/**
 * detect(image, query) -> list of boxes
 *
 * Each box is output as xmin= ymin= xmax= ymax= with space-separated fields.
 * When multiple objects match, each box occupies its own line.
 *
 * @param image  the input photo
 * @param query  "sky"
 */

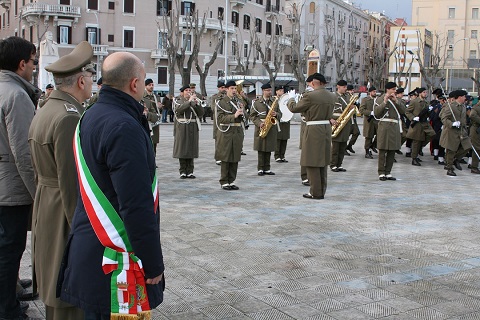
xmin=351 ymin=0 xmax=412 ymax=23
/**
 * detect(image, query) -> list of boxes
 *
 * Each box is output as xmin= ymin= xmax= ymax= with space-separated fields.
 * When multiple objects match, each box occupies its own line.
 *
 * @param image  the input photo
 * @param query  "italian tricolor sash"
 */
xmin=73 ymin=121 xmax=159 ymax=320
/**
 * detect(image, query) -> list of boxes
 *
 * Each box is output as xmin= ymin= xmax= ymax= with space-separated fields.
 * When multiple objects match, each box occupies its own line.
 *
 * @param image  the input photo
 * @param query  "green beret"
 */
xmin=45 ymin=41 xmax=95 ymax=76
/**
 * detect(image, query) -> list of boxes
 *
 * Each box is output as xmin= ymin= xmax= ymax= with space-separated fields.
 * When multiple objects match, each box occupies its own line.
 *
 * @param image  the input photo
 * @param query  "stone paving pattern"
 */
xmin=21 ymin=119 xmax=480 ymax=319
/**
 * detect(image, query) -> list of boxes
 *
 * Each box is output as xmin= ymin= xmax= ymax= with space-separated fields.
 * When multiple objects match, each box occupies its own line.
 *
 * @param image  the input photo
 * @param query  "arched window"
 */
xmin=309 ymin=2 xmax=315 ymax=13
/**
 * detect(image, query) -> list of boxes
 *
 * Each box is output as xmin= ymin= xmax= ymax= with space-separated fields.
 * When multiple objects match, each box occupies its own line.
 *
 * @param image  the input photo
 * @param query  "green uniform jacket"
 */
xmin=469 ymin=105 xmax=480 ymax=151
xmin=215 ymin=95 xmax=244 ymax=162
xmin=374 ymin=94 xmax=406 ymax=150
xmin=405 ymin=97 xmax=435 ymax=141
xmin=332 ymin=92 xmax=352 ymax=142
xmin=439 ymin=101 xmax=472 ymax=151
xmin=359 ymin=95 xmax=378 ymax=138
xmin=173 ymin=95 xmax=204 ymax=158
xmin=28 ymin=90 xmax=85 ymax=308
xmin=250 ymin=96 xmax=281 ymax=152
xmin=277 ymin=121 xmax=290 ymax=140
xmin=287 ymin=88 xmax=335 ymax=167
xmin=143 ymin=91 xmax=161 ymax=144
xmin=211 ymin=92 xmax=225 ymax=140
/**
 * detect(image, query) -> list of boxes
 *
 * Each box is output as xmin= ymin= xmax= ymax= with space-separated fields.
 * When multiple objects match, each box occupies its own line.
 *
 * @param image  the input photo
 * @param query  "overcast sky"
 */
xmin=352 ymin=0 xmax=412 ymax=23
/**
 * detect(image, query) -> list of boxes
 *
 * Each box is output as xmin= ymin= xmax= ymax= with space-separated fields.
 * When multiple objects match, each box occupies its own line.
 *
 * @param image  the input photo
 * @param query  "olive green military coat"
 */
xmin=143 ymin=91 xmax=161 ymax=144
xmin=374 ymin=94 xmax=406 ymax=150
xmin=173 ymin=95 xmax=204 ymax=158
xmin=210 ymin=92 xmax=224 ymax=140
xmin=359 ymin=95 xmax=378 ymax=138
xmin=469 ymin=105 xmax=480 ymax=150
xmin=440 ymin=101 xmax=472 ymax=151
xmin=287 ymin=88 xmax=335 ymax=167
xmin=405 ymin=97 xmax=435 ymax=141
xmin=250 ymin=96 xmax=281 ymax=152
xmin=332 ymin=92 xmax=352 ymax=142
xmin=277 ymin=121 xmax=290 ymax=140
xmin=215 ymin=95 xmax=244 ymax=162
xmin=28 ymin=90 xmax=85 ymax=309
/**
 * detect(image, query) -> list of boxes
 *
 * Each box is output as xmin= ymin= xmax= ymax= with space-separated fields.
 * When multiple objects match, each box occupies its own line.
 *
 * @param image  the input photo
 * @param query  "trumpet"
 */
xmin=188 ymin=93 xmax=207 ymax=107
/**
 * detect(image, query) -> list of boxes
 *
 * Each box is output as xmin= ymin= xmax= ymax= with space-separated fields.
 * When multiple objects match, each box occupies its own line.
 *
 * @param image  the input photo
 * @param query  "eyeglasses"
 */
xmin=30 ymin=58 xmax=39 ymax=66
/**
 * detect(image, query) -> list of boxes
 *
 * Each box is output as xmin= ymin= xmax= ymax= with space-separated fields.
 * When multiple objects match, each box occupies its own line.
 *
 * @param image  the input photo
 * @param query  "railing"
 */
xmin=325 ymin=14 xmax=333 ymax=21
xmin=179 ymin=16 xmax=235 ymax=33
xmin=151 ymin=48 xmax=168 ymax=59
xmin=265 ymin=4 xmax=279 ymax=13
xmin=22 ymin=3 xmax=81 ymax=17
xmin=92 ymin=45 xmax=109 ymax=56
xmin=278 ymin=35 xmax=291 ymax=46
xmin=230 ymin=0 xmax=247 ymax=6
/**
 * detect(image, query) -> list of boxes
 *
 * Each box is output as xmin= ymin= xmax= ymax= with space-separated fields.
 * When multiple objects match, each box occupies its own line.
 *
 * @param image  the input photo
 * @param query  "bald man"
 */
xmin=58 ymin=52 xmax=165 ymax=319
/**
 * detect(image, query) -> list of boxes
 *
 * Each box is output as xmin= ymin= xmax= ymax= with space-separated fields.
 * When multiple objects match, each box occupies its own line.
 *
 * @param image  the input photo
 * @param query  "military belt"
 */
xmin=306 ymin=120 xmax=330 ymax=126
xmin=176 ymin=118 xmax=195 ymax=122
xmin=333 ymin=113 xmax=342 ymax=117
xmin=221 ymin=123 xmax=242 ymax=126
xmin=380 ymin=118 xmax=398 ymax=123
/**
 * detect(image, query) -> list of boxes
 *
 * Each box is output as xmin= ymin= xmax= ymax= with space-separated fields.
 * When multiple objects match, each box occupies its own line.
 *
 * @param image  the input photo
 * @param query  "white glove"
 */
xmin=428 ymin=106 xmax=433 ymax=111
xmin=452 ymin=121 xmax=461 ymax=128
xmin=287 ymin=90 xmax=296 ymax=100
xmin=370 ymin=111 xmax=374 ymax=116
xmin=413 ymin=116 xmax=420 ymax=121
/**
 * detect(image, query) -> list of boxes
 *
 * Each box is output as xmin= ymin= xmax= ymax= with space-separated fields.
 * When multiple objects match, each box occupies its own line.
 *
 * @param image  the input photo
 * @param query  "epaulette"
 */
xmin=64 ymin=103 xmax=79 ymax=114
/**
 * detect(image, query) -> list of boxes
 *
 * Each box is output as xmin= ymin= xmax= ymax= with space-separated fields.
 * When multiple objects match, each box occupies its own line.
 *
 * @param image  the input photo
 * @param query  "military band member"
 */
xmin=144 ymin=78 xmax=161 ymax=155
xmin=469 ymin=98 xmax=480 ymax=174
xmin=345 ymin=84 xmax=360 ymax=155
xmin=405 ymin=87 xmax=435 ymax=166
xmin=440 ymin=90 xmax=472 ymax=176
xmin=87 ymin=77 xmax=102 ymax=107
xmin=190 ymin=83 xmax=208 ymax=123
xmin=211 ymin=81 xmax=226 ymax=165
xmin=395 ymin=87 xmax=408 ymax=154
xmin=430 ymin=91 xmax=446 ymax=165
xmin=404 ymin=88 xmax=419 ymax=157
xmin=250 ymin=83 xmax=281 ymax=176
xmin=300 ymin=75 xmax=315 ymax=186
xmin=287 ymin=73 xmax=335 ymax=199
xmin=173 ymin=85 xmax=204 ymax=179
xmin=274 ymin=85 xmax=290 ymax=163
xmin=373 ymin=82 xmax=406 ymax=181
xmin=330 ymin=80 xmax=351 ymax=171
xmin=37 ymin=83 xmax=54 ymax=108
xmin=29 ymin=41 xmax=95 ymax=320
xmin=215 ymin=81 xmax=245 ymax=190
xmin=359 ymin=86 xmax=379 ymax=159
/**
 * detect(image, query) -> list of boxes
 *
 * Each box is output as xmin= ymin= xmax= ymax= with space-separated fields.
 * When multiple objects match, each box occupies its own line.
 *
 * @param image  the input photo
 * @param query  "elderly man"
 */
xmin=29 ymin=41 xmax=95 ymax=320
xmin=0 ymin=36 xmax=40 ymax=320
xmin=58 ymin=52 xmax=165 ymax=319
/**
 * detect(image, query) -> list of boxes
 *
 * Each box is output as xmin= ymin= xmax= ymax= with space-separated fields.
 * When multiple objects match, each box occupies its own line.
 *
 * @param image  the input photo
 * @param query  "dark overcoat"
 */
xmin=173 ymin=95 xmax=204 ymax=158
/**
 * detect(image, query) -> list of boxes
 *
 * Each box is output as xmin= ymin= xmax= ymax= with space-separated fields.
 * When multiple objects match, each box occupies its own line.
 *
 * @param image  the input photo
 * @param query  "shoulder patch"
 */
xmin=64 ymin=103 xmax=79 ymax=114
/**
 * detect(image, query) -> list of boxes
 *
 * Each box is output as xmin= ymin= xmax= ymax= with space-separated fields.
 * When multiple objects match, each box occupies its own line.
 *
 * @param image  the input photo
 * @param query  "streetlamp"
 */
xmin=224 ymin=0 xmax=228 ymax=82
xmin=449 ymin=38 xmax=468 ymax=91
xmin=86 ymin=9 xmax=100 ymax=79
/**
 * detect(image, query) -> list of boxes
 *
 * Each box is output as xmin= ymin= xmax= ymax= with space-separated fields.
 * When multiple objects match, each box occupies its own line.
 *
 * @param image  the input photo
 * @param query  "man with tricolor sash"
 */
xmin=58 ymin=52 xmax=165 ymax=320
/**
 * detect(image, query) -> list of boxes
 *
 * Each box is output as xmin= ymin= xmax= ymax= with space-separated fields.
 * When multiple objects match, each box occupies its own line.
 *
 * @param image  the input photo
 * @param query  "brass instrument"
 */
xmin=259 ymin=96 xmax=279 ymax=138
xmin=235 ymin=80 xmax=249 ymax=129
xmin=331 ymin=94 xmax=360 ymax=138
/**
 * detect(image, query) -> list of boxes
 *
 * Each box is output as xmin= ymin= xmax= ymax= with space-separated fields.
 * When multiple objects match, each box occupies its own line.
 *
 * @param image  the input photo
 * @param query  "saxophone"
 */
xmin=331 ymin=94 xmax=360 ymax=138
xmin=259 ymin=96 xmax=279 ymax=138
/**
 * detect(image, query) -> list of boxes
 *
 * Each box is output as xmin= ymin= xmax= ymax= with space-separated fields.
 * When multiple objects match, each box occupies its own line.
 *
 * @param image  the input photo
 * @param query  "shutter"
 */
xmin=85 ymin=27 xmax=89 ymax=41
xmin=98 ymin=28 xmax=101 ymax=44
xmin=181 ymin=2 xmax=184 ymax=15
xmin=68 ymin=26 xmax=72 ymax=44
xmin=57 ymin=26 xmax=61 ymax=43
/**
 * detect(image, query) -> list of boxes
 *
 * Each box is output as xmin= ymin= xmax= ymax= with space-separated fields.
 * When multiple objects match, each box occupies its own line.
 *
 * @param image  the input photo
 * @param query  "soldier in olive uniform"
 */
xmin=395 ymin=87 xmax=409 ymax=153
xmin=299 ymin=75 xmax=315 ymax=186
xmin=250 ymin=83 xmax=281 ymax=175
xmin=215 ymin=81 xmax=245 ymax=190
xmin=274 ymin=86 xmax=290 ymax=162
xmin=287 ymin=73 xmax=335 ymax=199
xmin=144 ymin=78 xmax=161 ymax=155
xmin=37 ymin=83 xmax=54 ymax=108
xmin=469 ymin=99 xmax=480 ymax=174
xmin=360 ymin=86 xmax=379 ymax=159
xmin=373 ymin=82 xmax=406 ymax=181
xmin=87 ymin=77 xmax=102 ymax=107
xmin=406 ymin=87 xmax=436 ymax=166
xmin=345 ymin=84 xmax=360 ymax=155
xmin=440 ymin=90 xmax=472 ymax=176
xmin=28 ymin=41 xmax=95 ymax=320
xmin=173 ymin=85 xmax=204 ymax=178
xmin=330 ymin=80 xmax=351 ymax=171
xmin=211 ymin=81 xmax=226 ymax=165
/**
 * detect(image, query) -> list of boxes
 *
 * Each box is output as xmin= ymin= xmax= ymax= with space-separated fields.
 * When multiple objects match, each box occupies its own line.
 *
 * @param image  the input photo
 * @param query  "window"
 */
xmin=232 ymin=12 xmax=239 ymax=27
xmin=473 ymin=8 xmax=479 ymax=19
xmin=60 ymin=0 xmax=70 ymax=4
xmin=309 ymin=2 xmax=315 ymax=13
xmin=108 ymin=34 xmax=114 ymax=42
xmin=219 ymin=39 xmax=223 ymax=55
xmin=182 ymin=33 xmax=192 ymax=51
xmin=58 ymin=25 xmax=71 ymax=44
xmin=266 ymin=21 xmax=271 ymax=35
xmin=266 ymin=48 xmax=271 ymax=61
xmin=446 ymin=49 xmax=453 ymax=60
xmin=87 ymin=0 xmax=98 ymax=10
xmin=86 ymin=27 xmax=99 ymax=45
xmin=217 ymin=69 xmax=224 ymax=78
xmin=181 ymin=2 xmax=195 ymax=15
xmin=157 ymin=67 xmax=167 ymax=84
xmin=448 ymin=8 xmax=455 ymax=19
xmin=243 ymin=15 xmax=250 ymax=30
xmin=157 ymin=0 xmax=171 ymax=16
xmin=256 ymin=0 xmax=263 ymax=4
xmin=108 ymin=1 xmax=115 ymax=10
xmin=472 ymin=30 xmax=478 ymax=39
xmin=275 ymin=24 xmax=282 ymax=35
xmin=123 ymin=29 xmax=134 ymax=47
xmin=470 ymin=50 xmax=477 ymax=59
xmin=243 ymin=43 xmax=248 ymax=57
xmin=158 ymin=31 xmax=167 ymax=49
xmin=218 ymin=7 xmax=224 ymax=20
xmin=232 ymin=40 xmax=237 ymax=55
xmin=447 ymin=30 xmax=454 ymax=44
xmin=255 ymin=18 xmax=262 ymax=33
xmin=124 ymin=0 xmax=134 ymax=13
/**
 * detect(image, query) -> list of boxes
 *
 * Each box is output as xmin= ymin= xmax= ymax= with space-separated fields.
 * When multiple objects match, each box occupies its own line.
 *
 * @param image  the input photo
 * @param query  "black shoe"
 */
xmin=438 ymin=161 xmax=445 ymax=165
xmin=454 ymin=160 xmax=462 ymax=171
xmin=337 ymin=167 xmax=347 ymax=172
xmin=405 ymin=152 xmax=411 ymax=158
xmin=258 ymin=170 xmax=264 ymax=176
xmin=275 ymin=158 xmax=282 ymax=162
xmin=345 ymin=150 xmax=351 ymax=156
xmin=331 ymin=167 xmax=340 ymax=172
xmin=241 ymin=151 xmax=247 ymax=155
xmin=395 ymin=150 xmax=403 ymax=155
xmin=412 ymin=159 xmax=421 ymax=166
xmin=282 ymin=158 xmax=288 ymax=163
xmin=433 ymin=156 xmax=438 ymax=160
xmin=229 ymin=184 xmax=239 ymax=190
xmin=447 ymin=169 xmax=457 ymax=176
xmin=365 ymin=152 xmax=373 ymax=159
xmin=415 ymin=157 xmax=422 ymax=162
xmin=379 ymin=175 xmax=387 ymax=181
xmin=468 ymin=164 xmax=472 ymax=169
xmin=459 ymin=158 xmax=467 ymax=164
xmin=187 ymin=174 xmax=196 ymax=179
xmin=16 ymin=288 xmax=38 ymax=301
xmin=347 ymin=145 xmax=355 ymax=153
xmin=19 ymin=279 xmax=32 ymax=289
xmin=264 ymin=170 xmax=275 ymax=175
xmin=221 ymin=185 xmax=232 ymax=190
xmin=386 ymin=175 xmax=396 ymax=180
xmin=302 ymin=180 xmax=310 ymax=186
xmin=180 ymin=174 xmax=187 ymax=179
xmin=371 ymin=147 xmax=378 ymax=153
xmin=303 ymin=193 xmax=324 ymax=199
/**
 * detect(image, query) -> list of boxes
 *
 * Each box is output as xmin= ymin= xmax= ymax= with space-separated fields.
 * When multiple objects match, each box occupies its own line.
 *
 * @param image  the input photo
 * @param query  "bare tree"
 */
xmin=415 ymin=30 xmax=449 ymax=91
xmin=285 ymin=1 xmax=308 ymax=92
xmin=231 ymin=26 xmax=255 ymax=75
xmin=175 ymin=10 xmax=200 ymax=87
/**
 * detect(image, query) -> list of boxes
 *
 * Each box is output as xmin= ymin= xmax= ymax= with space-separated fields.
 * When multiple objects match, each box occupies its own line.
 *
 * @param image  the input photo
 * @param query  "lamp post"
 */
xmin=86 ymin=9 xmax=100 ymax=79
xmin=449 ymin=38 xmax=468 ymax=91
xmin=224 ymin=0 xmax=228 ymax=82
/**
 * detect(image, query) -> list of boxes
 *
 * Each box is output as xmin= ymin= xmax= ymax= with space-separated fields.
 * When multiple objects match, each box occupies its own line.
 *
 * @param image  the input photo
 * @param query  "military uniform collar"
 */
xmin=48 ymin=89 xmax=83 ymax=107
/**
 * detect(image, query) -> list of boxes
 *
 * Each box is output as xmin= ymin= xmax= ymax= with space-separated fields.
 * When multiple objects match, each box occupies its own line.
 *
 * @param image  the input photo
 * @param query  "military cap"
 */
xmin=217 ymin=81 xmax=225 ymax=88
xmin=408 ymin=88 xmax=419 ymax=96
xmin=385 ymin=82 xmax=397 ymax=90
xmin=97 ymin=77 xmax=102 ymax=85
xmin=261 ymin=83 xmax=271 ymax=90
xmin=336 ymin=80 xmax=347 ymax=86
xmin=438 ymin=95 xmax=446 ymax=101
xmin=432 ymin=88 xmax=443 ymax=96
xmin=416 ymin=87 xmax=426 ymax=94
xmin=448 ymin=90 xmax=456 ymax=98
xmin=189 ymin=83 xmax=196 ymax=88
xmin=179 ymin=85 xmax=189 ymax=92
xmin=45 ymin=84 xmax=54 ymax=89
xmin=347 ymin=84 xmax=354 ymax=90
xmin=312 ymin=73 xmax=327 ymax=83
xmin=225 ymin=80 xmax=236 ymax=88
xmin=275 ymin=86 xmax=284 ymax=91
xmin=306 ymin=74 xmax=314 ymax=83
xmin=466 ymin=95 xmax=473 ymax=101
xmin=395 ymin=87 xmax=404 ymax=94
xmin=145 ymin=78 xmax=154 ymax=85
xmin=368 ymin=86 xmax=377 ymax=92
xmin=453 ymin=90 xmax=468 ymax=98
xmin=45 ymin=41 xmax=95 ymax=76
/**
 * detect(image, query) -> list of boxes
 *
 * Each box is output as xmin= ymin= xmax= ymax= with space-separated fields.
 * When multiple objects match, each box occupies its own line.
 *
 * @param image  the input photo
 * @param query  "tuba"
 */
xmin=259 ymin=96 xmax=279 ymax=138
xmin=331 ymin=94 xmax=360 ymax=138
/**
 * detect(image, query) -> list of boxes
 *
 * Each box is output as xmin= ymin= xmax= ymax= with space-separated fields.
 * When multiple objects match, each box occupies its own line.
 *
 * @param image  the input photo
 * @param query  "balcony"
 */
xmin=179 ymin=16 xmax=235 ymax=33
xmin=354 ymin=62 xmax=360 ymax=69
xmin=92 ymin=45 xmax=109 ymax=56
xmin=22 ymin=3 xmax=81 ymax=19
xmin=363 ymin=31 xmax=368 ymax=37
xmin=355 ymin=45 xmax=361 ymax=51
xmin=228 ymin=55 xmax=238 ymax=66
xmin=325 ymin=14 xmax=333 ymax=22
xmin=265 ymin=4 xmax=279 ymax=18
xmin=338 ymin=19 xmax=345 ymax=26
xmin=151 ymin=48 xmax=168 ymax=59
xmin=278 ymin=35 xmax=291 ymax=46
xmin=230 ymin=0 xmax=247 ymax=7
xmin=286 ymin=12 xmax=296 ymax=20
xmin=0 ymin=0 xmax=11 ymax=10
xmin=348 ymin=25 xmax=355 ymax=31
